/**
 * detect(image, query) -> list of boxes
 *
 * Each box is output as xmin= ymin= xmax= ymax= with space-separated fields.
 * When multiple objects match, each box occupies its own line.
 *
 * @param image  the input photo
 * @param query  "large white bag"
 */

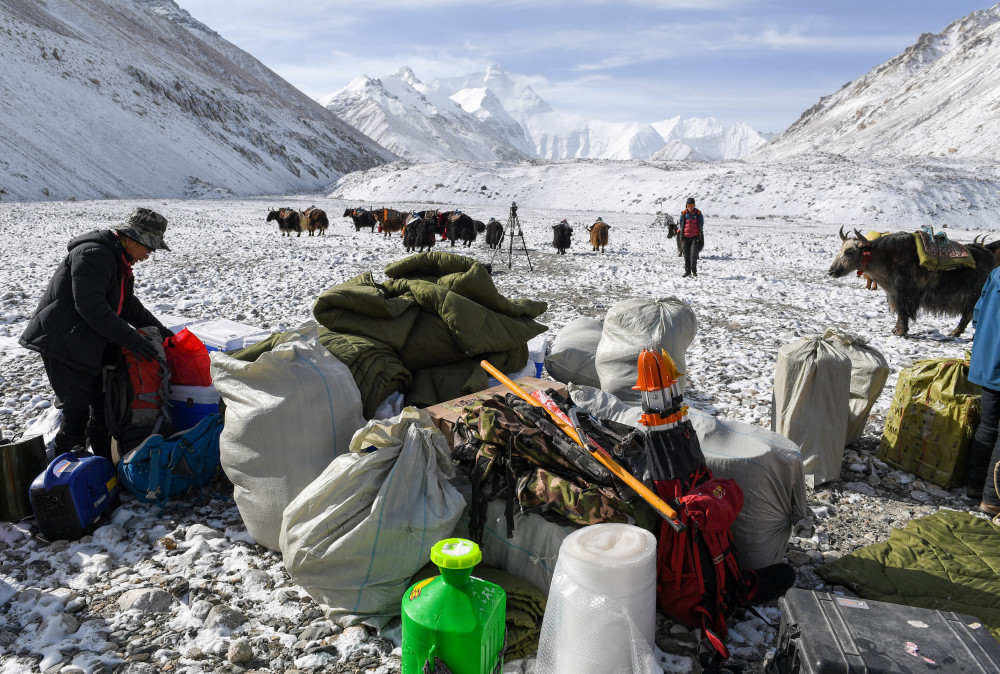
xmin=822 ymin=328 xmax=890 ymax=446
xmin=595 ymin=297 xmax=697 ymax=403
xmin=567 ymin=384 xmax=809 ymax=571
xmin=211 ymin=324 xmax=365 ymax=550
xmin=280 ymin=408 xmax=464 ymax=628
xmin=771 ymin=337 xmax=852 ymax=486
xmin=544 ymin=317 xmax=604 ymax=388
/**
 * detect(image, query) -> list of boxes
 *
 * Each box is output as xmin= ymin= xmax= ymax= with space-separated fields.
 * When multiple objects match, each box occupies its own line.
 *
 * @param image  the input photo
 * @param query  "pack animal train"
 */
xmin=828 ymin=227 xmax=996 ymax=337
xmin=300 ymin=207 xmax=328 ymax=236
xmin=343 ymin=208 xmax=377 ymax=233
xmin=266 ymin=208 xmax=306 ymax=238
xmin=587 ymin=220 xmax=610 ymax=253
xmin=552 ymin=220 xmax=573 ymax=255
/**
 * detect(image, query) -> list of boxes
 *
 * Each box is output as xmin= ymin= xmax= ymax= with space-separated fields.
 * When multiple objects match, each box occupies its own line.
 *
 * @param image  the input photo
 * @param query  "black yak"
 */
xmin=343 ymin=207 xmax=377 ymax=233
xmin=552 ymin=220 xmax=573 ymax=255
xmin=828 ymin=227 xmax=996 ymax=337
xmin=267 ymin=208 xmax=304 ymax=237
xmin=485 ymin=219 xmax=505 ymax=249
xmin=446 ymin=212 xmax=478 ymax=247
xmin=403 ymin=217 xmax=436 ymax=252
xmin=587 ymin=219 xmax=610 ymax=252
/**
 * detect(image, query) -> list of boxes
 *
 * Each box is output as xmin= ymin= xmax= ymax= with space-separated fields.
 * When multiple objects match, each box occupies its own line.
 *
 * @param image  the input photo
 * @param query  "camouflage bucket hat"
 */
xmin=120 ymin=207 xmax=170 ymax=251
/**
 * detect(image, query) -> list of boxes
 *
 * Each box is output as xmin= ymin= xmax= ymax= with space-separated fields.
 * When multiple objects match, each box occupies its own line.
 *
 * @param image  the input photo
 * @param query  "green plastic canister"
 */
xmin=401 ymin=538 xmax=506 ymax=674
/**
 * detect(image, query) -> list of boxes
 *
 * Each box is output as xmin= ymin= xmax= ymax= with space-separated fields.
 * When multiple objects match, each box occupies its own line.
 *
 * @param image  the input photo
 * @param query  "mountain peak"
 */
xmin=392 ymin=66 xmax=421 ymax=86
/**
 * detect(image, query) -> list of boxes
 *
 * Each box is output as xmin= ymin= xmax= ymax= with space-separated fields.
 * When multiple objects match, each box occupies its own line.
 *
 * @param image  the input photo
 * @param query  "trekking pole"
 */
xmin=480 ymin=360 xmax=685 ymax=531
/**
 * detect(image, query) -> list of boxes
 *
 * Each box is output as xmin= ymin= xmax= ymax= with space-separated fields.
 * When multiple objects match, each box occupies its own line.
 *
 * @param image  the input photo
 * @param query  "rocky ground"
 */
xmin=0 ymin=197 xmax=988 ymax=673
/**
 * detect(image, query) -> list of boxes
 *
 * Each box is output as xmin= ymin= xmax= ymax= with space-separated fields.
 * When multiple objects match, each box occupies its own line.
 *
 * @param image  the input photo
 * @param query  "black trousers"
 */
xmin=42 ymin=356 xmax=111 ymax=461
xmin=967 ymin=386 xmax=1000 ymax=507
xmin=682 ymin=236 xmax=700 ymax=275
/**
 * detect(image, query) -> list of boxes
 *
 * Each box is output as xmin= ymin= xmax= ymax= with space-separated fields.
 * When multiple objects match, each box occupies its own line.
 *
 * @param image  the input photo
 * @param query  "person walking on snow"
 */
xmin=19 ymin=208 xmax=174 ymax=461
xmin=679 ymin=197 xmax=704 ymax=277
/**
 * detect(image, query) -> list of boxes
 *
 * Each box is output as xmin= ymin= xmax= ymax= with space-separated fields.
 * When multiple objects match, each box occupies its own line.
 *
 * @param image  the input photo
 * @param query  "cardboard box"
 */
xmin=426 ymin=377 xmax=568 ymax=448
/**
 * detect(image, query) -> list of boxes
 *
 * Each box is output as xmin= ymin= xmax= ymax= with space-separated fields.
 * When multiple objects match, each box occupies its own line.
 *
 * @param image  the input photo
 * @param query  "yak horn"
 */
xmin=838 ymin=225 xmax=847 ymax=241
xmin=853 ymin=228 xmax=869 ymax=244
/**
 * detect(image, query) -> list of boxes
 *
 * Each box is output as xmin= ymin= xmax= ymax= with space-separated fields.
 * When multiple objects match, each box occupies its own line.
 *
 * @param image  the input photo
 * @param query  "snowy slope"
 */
xmin=0 ymin=0 xmax=394 ymax=201
xmin=324 ymin=64 xmax=771 ymax=163
xmin=757 ymin=4 xmax=1000 ymax=160
xmin=320 ymin=68 xmax=532 ymax=163
xmin=330 ymin=157 xmax=1000 ymax=230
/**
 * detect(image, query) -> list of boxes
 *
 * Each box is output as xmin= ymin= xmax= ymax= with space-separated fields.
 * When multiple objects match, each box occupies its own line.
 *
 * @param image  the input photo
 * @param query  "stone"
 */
xmin=298 ymin=623 xmax=334 ymax=642
xmin=206 ymin=604 xmax=246 ymax=632
xmin=228 ymin=638 xmax=253 ymax=664
xmin=190 ymin=599 xmax=215 ymax=621
xmin=117 ymin=588 xmax=174 ymax=613
xmin=185 ymin=524 xmax=224 ymax=541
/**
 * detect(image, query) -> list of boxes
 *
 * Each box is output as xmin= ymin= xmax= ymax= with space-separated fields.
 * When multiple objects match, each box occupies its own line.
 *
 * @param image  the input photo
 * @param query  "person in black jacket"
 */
xmin=20 ymin=208 xmax=173 ymax=460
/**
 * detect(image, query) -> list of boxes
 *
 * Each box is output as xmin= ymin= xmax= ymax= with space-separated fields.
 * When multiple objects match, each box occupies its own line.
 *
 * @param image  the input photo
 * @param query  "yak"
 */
xmin=301 ymin=206 xmax=328 ymax=236
xmin=485 ymin=220 xmax=505 ymax=249
xmin=343 ymin=207 xmax=377 ymax=233
xmin=828 ymin=227 xmax=996 ymax=337
xmin=446 ymin=212 xmax=479 ymax=247
xmin=403 ymin=217 xmax=436 ymax=252
xmin=552 ymin=221 xmax=573 ymax=255
xmin=373 ymin=207 xmax=406 ymax=237
xmin=587 ymin=220 xmax=610 ymax=253
xmin=267 ymin=208 xmax=304 ymax=237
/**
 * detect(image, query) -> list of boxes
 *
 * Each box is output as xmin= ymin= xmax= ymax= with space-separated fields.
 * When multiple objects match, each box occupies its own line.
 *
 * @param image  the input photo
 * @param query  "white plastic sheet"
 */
xmin=280 ymin=408 xmax=464 ymax=628
xmin=536 ymin=524 xmax=658 ymax=674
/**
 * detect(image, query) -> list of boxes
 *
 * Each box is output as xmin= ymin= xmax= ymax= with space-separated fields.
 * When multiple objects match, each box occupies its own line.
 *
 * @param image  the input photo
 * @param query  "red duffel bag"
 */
xmin=163 ymin=327 xmax=212 ymax=386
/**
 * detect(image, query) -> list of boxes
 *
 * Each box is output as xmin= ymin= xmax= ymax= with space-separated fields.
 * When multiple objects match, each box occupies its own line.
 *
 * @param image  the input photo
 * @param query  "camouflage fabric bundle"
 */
xmin=453 ymin=393 xmax=647 ymax=543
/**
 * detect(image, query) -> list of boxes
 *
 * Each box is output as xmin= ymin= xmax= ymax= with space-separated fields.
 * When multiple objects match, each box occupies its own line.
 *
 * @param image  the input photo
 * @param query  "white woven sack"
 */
xmin=772 ymin=337 xmax=852 ymax=486
xmin=544 ymin=317 xmax=604 ymax=388
xmin=822 ymin=328 xmax=890 ymax=446
xmin=211 ymin=324 xmax=365 ymax=550
xmin=595 ymin=297 xmax=697 ymax=404
xmin=567 ymin=384 xmax=809 ymax=571
xmin=280 ymin=408 xmax=464 ymax=628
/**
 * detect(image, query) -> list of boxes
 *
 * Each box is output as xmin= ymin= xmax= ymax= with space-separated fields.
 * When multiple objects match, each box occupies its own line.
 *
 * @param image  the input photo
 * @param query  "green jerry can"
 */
xmin=401 ymin=538 xmax=506 ymax=674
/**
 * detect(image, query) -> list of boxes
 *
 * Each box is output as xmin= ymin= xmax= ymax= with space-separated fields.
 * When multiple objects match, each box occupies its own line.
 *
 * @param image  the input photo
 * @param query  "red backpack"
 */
xmin=104 ymin=327 xmax=173 ymax=455
xmin=647 ymin=422 xmax=751 ymax=673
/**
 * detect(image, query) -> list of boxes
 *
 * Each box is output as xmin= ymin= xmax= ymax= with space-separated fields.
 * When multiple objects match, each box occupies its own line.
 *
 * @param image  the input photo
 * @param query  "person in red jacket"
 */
xmin=20 ymin=208 xmax=173 ymax=460
xmin=678 ymin=197 xmax=704 ymax=277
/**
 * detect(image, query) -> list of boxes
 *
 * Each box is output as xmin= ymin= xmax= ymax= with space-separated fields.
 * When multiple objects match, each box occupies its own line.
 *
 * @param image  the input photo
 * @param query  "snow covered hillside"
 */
xmin=330 ymin=157 xmax=1000 ymax=230
xmin=323 ymin=64 xmax=771 ymax=163
xmin=0 ymin=0 xmax=394 ymax=202
xmin=756 ymin=4 xmax=1000 ymax=160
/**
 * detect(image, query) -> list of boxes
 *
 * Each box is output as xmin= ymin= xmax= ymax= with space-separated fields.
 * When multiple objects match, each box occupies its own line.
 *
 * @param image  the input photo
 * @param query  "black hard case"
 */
xmin=767 ymin=589 xmax=1000 ymax=673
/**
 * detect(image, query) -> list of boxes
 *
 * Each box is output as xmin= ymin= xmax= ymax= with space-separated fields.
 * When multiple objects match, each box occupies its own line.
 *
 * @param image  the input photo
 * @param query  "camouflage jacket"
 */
xmin=453 ymin=393 xmax=652 ymax=542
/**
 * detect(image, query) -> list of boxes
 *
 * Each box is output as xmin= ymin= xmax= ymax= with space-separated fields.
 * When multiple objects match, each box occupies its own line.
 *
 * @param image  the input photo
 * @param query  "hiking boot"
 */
xmin=682 ymin=272 xmax=691 ymax=278
xmin=979 ymin=502 xmax=1000 ymax=517
xmin=967 ymin=484 xmax=984 ymax=501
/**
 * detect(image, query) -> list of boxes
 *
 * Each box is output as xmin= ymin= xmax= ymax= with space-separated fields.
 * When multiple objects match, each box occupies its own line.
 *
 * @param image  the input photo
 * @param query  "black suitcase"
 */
xmin=766 ymin=589 xmax=1000 ymax=673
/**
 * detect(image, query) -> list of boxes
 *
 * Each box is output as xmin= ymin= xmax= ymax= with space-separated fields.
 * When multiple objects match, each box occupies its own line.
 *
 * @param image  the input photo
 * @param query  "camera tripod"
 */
xmin=490 ymin=201 xmax=532 ymax=271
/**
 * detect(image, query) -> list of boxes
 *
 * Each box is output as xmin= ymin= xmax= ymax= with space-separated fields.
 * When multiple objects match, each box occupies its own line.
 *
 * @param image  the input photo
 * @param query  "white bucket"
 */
xmin=535 ymin=523 xmax=658 ymax=674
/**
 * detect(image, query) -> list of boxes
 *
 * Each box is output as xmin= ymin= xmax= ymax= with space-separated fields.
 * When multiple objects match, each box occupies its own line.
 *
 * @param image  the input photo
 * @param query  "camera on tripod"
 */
xmin=510 ymin=201 xmax=518 ymax=218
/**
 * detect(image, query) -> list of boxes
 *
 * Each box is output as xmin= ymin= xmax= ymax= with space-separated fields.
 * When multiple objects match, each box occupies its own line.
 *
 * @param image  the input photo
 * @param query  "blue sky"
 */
xmin=173 ymin=1 xmax=993 ymax=133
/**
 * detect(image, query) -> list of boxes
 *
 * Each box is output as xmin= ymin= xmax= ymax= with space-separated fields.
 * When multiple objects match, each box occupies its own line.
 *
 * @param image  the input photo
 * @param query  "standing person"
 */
xmin=678 ymin=197 xmax=704 ymax=277
xmin=19 ymin=208 xmax=173 ymax=461
xmin=965 ymin=265 xmax=1000 ymax=517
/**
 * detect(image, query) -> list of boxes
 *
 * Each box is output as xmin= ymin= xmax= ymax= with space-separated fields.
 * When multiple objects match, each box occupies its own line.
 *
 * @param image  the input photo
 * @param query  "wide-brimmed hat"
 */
xmin=119 ymin=208 xmax=170 ymax=251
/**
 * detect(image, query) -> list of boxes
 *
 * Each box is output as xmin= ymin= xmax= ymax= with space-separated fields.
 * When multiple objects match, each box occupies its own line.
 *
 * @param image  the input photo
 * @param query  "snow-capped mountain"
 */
xmin=0 ymin=0 xmax=394 ymax=201
xmin=756 ymin=4 xmax=1000 ymax=160
xmin=320 ymin=68 xmax=533 ymax=163
xmin=323 ymin=64 xmax=771 ymax=163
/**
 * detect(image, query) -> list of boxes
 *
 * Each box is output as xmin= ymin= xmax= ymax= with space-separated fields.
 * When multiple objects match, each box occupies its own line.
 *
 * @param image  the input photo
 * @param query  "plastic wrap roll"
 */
xmin=536 ymin=524 xmax=658 ymax=674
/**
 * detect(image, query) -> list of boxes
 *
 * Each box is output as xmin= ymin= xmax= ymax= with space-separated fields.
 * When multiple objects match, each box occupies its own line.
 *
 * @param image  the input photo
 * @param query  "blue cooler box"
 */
xmin=169 ymin=384 xmax=220 ymax=431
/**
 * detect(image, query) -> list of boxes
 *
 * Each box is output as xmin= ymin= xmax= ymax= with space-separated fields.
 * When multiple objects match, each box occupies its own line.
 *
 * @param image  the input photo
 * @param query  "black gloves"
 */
xmin=126 ymin=332 xmax=160 ymax=362
xmin=160 ymin=327 xmax=175 ymax=339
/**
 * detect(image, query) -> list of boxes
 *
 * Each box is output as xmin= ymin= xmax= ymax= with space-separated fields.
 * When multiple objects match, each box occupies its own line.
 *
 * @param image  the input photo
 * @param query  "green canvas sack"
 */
xmin=878 ymin=355 xmax=981 ymax=488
